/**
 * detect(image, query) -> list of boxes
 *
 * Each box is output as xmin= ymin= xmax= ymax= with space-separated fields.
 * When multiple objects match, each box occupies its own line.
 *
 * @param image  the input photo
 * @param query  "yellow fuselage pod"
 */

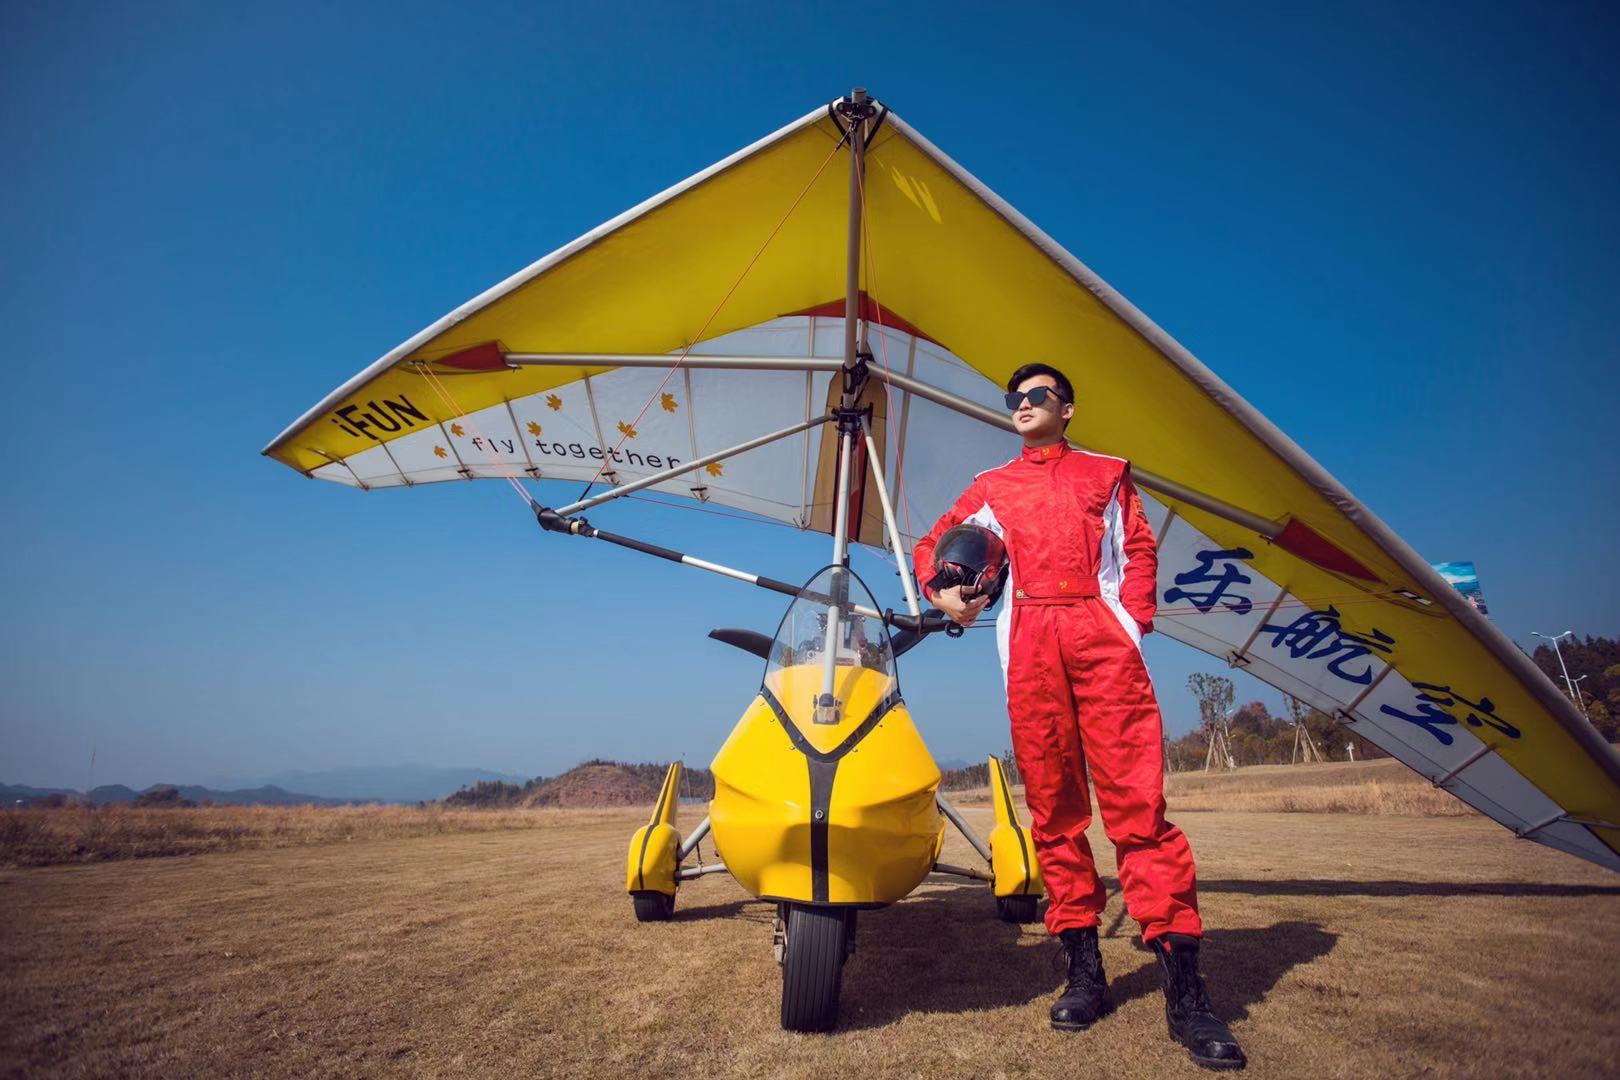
xmin=710 ymin=664 xmax=944 ymax=905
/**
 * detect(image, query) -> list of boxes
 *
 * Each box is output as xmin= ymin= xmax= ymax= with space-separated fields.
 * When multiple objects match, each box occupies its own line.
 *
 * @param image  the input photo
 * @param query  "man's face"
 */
xmin=1009 ymin=373 xmax=1073 ymax=442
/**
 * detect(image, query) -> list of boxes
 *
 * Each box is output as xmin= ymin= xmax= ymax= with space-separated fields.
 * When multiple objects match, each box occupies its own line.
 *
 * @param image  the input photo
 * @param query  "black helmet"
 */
xmin=927 ymin=524 xmax=1008 ymax=603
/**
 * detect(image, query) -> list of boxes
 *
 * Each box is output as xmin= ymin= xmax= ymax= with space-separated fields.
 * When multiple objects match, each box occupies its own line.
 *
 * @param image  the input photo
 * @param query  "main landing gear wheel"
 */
xmin=780 ymin=903 xmax=852 ymax=1032
xmin=996 ymin=895 xmax=1041 ymax=923
xmin=631 ymin=890 xmax=675 ymax=922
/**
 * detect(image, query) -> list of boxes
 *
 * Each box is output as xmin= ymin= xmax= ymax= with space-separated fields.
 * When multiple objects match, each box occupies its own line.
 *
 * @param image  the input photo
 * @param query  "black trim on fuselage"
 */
xmin=761 ymin=684 xmax=903 ymax=764
xmin=806 ymin=759 xmax=836 ymax=902
xmin=760 ymin=683 xmax=905 ymax=903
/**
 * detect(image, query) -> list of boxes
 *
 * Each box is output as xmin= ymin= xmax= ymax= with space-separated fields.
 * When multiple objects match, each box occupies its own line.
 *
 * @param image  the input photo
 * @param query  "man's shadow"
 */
xmin=1105 ymin=921 xmax=1338 ymax=1020
xmin=836 ymin=880 xmax=1337 ymax=1029
xmin=1201 ymin=878 xmax=1620 ymax=899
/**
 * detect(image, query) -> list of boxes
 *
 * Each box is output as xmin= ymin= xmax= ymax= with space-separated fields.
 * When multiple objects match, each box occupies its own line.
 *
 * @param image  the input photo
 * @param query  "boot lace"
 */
xmin=1055 ymin=938 xmax=1105 ymax=990
xmin=1168 ymin=956 xmax=1215 ymax=1014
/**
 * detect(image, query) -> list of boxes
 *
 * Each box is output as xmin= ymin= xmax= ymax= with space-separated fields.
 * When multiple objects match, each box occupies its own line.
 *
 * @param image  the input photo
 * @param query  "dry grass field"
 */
xmin=0 ymin=804 xmax=562 ymax=868
xmin=3 ymin=767 xmax=1618 ymax=1079
xmin=0 ymin=759 xmax=1469 ymax=870
xmin=1164 ymin=758 xmax=1474 ymax=816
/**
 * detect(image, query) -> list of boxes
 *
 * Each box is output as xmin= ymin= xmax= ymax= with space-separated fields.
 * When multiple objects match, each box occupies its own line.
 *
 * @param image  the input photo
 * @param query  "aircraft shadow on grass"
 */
xmin=665 ymin=870 xmax=1619 ymax=1028
xmin=838 ymin=885 xmax=1056 ymax=1029
xmin=822 ymin=881 xmax=1336 ymax=1030
xmin=671 ymin=897 xmax=772 ymax=925
xmin=674 ymin=887 xmax=1338 ymax=1028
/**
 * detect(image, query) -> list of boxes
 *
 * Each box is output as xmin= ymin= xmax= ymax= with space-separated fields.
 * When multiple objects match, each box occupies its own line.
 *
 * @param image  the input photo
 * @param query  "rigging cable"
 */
xmin=411 ymin=360 xmax=536 ymax=505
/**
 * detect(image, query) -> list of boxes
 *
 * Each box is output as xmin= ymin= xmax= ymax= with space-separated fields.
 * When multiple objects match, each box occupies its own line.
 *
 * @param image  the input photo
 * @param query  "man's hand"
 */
xmin=934 ymin=584 xmax=991 ymax=627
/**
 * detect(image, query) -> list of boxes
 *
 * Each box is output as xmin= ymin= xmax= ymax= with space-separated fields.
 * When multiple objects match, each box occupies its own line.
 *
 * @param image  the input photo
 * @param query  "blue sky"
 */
xmin=3 ymin=2 xmax=1617 ymax=790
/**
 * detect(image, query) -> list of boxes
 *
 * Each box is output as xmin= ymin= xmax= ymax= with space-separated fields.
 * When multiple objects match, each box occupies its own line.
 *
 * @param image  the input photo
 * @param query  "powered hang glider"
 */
xmin=265 ymin=91 xmax=1620 ymax=876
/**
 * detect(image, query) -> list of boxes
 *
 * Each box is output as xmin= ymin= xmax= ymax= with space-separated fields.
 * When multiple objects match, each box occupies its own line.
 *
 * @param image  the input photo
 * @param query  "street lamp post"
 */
xmin=1532 ymin=629 xmax=1579 ymax=704
xmin=1571 ymin=674 xmax=1591 ymax=720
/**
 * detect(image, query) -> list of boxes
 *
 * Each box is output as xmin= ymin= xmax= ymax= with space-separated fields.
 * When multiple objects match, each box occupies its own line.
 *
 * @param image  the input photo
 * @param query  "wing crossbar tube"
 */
xmin=535 ymin=507 xmax=884 ymax=617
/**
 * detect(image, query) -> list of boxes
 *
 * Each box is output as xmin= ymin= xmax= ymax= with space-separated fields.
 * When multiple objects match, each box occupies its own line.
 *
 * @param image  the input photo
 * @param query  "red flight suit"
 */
xmin=913 ymin=441 xmax=1200 ymax=941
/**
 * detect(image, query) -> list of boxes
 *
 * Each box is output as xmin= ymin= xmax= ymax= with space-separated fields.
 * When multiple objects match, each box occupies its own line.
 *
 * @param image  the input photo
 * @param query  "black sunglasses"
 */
xmin=1004 ymin=385 xmax=1068 ymax=411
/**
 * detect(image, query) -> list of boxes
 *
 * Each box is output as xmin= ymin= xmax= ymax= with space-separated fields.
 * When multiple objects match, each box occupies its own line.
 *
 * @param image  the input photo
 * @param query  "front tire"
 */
xmin=631 ymin=890 xmax=675 ymax=922
xmin=996 ymin=895 xmax=1040 ymax=923
xmin=780 ymin=904 xmax=850 ymax=1032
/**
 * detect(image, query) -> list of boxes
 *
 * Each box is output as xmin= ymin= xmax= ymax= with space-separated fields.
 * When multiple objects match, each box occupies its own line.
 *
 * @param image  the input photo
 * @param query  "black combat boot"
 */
xmin=1050 ymin=927 xmax=1110 ymax=1031
xmin=1150 ymin=934 xmax=1246 ymax=1070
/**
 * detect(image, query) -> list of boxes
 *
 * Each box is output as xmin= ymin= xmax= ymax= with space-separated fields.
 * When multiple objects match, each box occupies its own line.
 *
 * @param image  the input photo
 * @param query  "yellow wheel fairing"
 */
xmin=987 ymin=755 xmax=1043 ymax=900
xmin=626 ymin=823 xmax=681 ymax=896
xmin=626 ymin=763 xmax=682 ymax=896
xmin=265 ymin=97 xmax=1620 ymax=871
xmin=710 ymin=667 xmax=944 ymax=905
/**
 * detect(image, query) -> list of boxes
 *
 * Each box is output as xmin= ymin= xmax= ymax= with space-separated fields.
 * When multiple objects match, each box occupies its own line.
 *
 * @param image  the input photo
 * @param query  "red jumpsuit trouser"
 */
xmin=1005 ymin=597 xmax=1201 ymax=941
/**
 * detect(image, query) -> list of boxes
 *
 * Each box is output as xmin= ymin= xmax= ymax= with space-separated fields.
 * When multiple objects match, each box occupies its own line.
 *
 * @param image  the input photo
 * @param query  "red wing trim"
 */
xmin=1274 ymin=518 xmax=1382 ymax=583
xmin=786 ymin=292 xmax=944 ymax=348
xmin=432 ymin=342 xmax=509 ymax=372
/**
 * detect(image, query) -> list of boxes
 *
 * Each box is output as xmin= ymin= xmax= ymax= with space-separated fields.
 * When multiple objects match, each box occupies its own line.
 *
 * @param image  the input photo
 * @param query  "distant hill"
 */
xmin=526 ymin=763 xmax=664 ymax=808
xmin=9 ymin=766 xmax=533 ymax=808
xmin=167 ymin=784 xmax=349 ymax=807
xmin=440 ymin=757 xmax=1010 ymax=809
xmin=442 ymin=760 xmax=715 ymax=810
xmin=2 ymin=782 xmax=82 ymax=807
xmin=4 ymin=781 xmax=346 ymax=807
xmin=244 ymin=765 xmax=528 ymax=804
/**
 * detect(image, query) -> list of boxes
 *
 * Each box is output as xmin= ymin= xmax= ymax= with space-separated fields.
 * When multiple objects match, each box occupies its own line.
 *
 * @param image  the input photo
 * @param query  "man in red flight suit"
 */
xmin=913 ymin=363 xmax=1246 ymax=1070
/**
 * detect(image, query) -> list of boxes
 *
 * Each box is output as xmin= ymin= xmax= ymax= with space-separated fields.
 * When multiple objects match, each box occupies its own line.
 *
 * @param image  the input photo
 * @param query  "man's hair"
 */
xmin=1006 ymin=362 xmax=1074 ymax=402
xmin=1006 ymin=363 xmax=1074 ymax=428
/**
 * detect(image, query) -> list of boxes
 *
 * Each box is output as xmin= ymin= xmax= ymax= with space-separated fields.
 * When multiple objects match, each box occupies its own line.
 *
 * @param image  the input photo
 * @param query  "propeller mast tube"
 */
xmin=831 ymin=86 xmax=871 ymax=569
xmin=840 ymin=87 xmax=869 ymax=419
xmin=817 ymin=87 xmax=875 ymax=724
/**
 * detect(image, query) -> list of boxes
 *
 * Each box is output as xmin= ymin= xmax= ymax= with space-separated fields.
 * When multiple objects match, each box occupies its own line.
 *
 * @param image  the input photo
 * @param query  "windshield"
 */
xmin=765 ymin=565 xmax=896 ymax=727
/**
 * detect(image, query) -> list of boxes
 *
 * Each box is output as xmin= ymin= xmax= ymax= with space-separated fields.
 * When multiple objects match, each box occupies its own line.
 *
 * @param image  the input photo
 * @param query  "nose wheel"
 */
xmin=778 ymin=903 xmax=856 ymax=1032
